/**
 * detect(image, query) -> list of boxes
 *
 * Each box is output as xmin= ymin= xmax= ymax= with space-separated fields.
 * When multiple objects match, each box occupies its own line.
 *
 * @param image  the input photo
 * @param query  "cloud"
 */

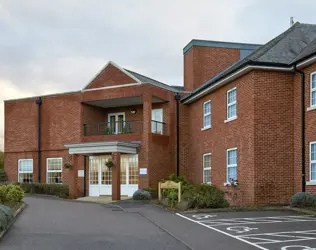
xmin=1 ymin=0 xmax=316 ymax=151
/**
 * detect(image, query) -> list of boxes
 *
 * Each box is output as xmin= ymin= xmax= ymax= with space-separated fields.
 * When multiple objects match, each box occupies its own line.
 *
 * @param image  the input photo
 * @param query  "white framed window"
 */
xmin=310 ymin=142 xmax=316 ymax=181
xmin=18 ymin=159 xmax=33 ymax=183
xmin=227 ymin=148 xmax=237 ymax=183
xmin=203 ymin=101 xmax=211 ymax=129
xmin=108 ymin=112 xmax=125 ymax=134
xmin=311 ymin=72 xmax=316 ymax=107
xmin=47 ymin=158 xmax=63 ymax=184
xmin=203 ymin=153 xmax=211 ymax=184
xmin=227 ymin=87 xmax=237 ymax=120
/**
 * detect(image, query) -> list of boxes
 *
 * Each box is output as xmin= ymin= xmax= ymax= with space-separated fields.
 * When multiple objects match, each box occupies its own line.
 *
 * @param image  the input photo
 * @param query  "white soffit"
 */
xmin=64 ymin=141 xmax=140 ymax=155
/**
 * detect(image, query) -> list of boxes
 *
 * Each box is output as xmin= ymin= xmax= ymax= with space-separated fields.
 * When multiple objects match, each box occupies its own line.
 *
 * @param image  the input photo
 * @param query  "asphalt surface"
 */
xmin=178 ymin=211 xmax=316 ymax=250
xmin=2 ymin=197 xmax=316 ymax=250
xmin=0 ymin=197 xmax=189 ymax=250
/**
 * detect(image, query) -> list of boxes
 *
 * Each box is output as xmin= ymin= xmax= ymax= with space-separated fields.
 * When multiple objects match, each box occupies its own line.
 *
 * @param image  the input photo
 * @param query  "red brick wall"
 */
xmin=294 ymin=63 xmax=316 ymax=194
xmin=182 ymin=72 xmax=256 ymax=205
xmin=85 ymin=63 xmax=137 ymax=89
xmin=184 ymin=46 xmax=240 ymax=91
xmin=253 ymin=71 xmax=294 ymax=205
xmin=5 ymin=99 xmax=38 ymax=153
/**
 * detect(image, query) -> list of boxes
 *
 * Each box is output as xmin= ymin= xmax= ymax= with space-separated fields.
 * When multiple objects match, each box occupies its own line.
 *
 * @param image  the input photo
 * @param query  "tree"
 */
xmin=0 ymin=151 xmax=3 ymax=169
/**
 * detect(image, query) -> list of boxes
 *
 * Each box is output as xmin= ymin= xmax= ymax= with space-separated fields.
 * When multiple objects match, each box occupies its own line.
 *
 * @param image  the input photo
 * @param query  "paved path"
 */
xmin=0 ymin=196 xmax=189 ymax=250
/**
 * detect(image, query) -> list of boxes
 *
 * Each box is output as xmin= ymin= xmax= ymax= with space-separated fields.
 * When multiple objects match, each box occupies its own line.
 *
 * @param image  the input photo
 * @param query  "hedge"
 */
xmin=18 ymin=183 xmax=69 ymax=199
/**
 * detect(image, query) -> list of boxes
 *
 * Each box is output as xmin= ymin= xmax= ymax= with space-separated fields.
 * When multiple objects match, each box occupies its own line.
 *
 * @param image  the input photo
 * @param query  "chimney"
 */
xmin=183 ymin=40 xmax=261 ymax=92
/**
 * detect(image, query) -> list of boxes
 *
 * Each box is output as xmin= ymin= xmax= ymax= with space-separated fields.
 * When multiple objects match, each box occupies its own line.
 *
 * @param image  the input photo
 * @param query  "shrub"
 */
xmin=183 ymin=184 xmax=229 ymax=209
xmin=0 ymin=204 xmax=13 ymax=222
xmin=6 ymin=185 xmax=24 ymax=205
xmin=0 ymin=204 xmax=13 ymax=231
xmin=142 ymin=187 xmax=158 ymax=199
xmin=133 ymin=189 xmax=152 ymax=200
xmin=0 ymin=184 xmax=24 ymax=205
xmin=291 ymin=192 xmax=315 ymax=208
xmin=18 ymin=183 xmax=69 ymax=199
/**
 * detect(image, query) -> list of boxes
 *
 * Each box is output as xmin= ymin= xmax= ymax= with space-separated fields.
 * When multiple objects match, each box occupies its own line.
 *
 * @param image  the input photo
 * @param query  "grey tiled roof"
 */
xmin=125 ymin=69 xmax=183 ymax=92
xmin=183 ymin=23 xmax=316 ymax=102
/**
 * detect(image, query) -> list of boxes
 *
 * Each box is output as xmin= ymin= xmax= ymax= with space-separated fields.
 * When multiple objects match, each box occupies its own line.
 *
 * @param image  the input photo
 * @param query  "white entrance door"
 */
xmin=89 ymin=156 xmax=112 ymax=197
xmin=108 ymin=113 xmax=125 ymax=134
xmin=89 ymin=154 xmax=139 ymax=197
xmin=151 ymin=109 xmax=163 ymax=134
xmin=120 ymin=154 xmax=139 ymax=196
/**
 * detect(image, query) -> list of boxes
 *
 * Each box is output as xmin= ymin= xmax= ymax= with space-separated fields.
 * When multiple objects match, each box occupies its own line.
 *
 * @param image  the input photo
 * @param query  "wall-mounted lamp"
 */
xmin=130 ymin=109 xmax=137 ymax=114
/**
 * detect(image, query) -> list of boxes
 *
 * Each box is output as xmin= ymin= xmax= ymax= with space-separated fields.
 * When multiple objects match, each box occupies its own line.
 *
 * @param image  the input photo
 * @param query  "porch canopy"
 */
xmin=64 ymin=141 xmax=140 ymax=155
xmin=64 ymin=141 xmax=140 ymax=201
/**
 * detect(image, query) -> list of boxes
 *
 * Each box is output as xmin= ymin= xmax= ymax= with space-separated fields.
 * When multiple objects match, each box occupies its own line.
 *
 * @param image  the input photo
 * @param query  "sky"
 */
xmin=1 ymin=0 xmax=316 ymax=151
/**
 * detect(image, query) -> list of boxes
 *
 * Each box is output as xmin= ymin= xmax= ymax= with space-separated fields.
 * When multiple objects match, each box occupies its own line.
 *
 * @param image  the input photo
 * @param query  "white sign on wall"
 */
xmin=139 ymin=168 xmax=147 ymax=176
xmin=78 ymin=170 xmax=84 ymax=177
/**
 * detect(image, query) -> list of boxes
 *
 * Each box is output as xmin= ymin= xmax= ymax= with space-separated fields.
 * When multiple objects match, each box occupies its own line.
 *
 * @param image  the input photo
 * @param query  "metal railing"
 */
xmin=151 ymin=120 xmax=167 ymax=135
xmin=83 ymin=120 xmax=143 ymax=136
xmin=83 ymin=120 xmax=167 ymax=136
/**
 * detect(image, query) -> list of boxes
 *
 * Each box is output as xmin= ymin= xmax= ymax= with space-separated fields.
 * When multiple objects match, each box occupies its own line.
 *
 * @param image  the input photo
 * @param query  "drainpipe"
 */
xmin=84 ymin=156 xmax=87 ymax=196
xmin=35 ymin=97 xmax=42 ymax=183
xmin=175 ymin=93 xmax=181 ymax=177
xmin=294 ymin=65 xmax=306 ymax=192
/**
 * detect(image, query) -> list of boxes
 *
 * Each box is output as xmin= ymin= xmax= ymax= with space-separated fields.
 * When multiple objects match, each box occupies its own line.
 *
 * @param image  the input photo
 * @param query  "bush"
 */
xmin=291 ymin=192 xmax=316 ymax=208
xmin=0 ymin=204 xmax=13 ymax=231
xmin=142 ymin=187 xmax=158 ymax=199
xmin=18 ymin=183 xmax=69 ymax=199
xmin=0 ymin=184 xmax=24 ymax=205
xmin=183 ymin=184 xmax=229 ymax=209
xmin=133 ymin=189 xmax=152 ymax=200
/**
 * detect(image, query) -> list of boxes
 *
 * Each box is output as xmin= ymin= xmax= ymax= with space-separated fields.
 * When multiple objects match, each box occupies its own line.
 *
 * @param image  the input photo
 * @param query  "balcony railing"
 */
xmin=83 ymin=120 xmax=143 ymax=136
xmin=83 ymin=120 xmax=167 ymax=136
xmin=151 ymin=120 xmax=167 ymax=135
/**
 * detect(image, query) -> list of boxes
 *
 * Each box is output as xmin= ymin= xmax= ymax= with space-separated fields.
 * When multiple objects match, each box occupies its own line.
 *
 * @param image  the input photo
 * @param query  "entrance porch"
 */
xmin=65 ymin=141 xmax=140 ymax=200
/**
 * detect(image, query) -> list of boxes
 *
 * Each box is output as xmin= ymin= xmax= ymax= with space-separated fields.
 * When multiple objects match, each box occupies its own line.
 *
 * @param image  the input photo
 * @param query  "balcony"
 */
xmin=83 ymin=120 xmax=166 ymax=136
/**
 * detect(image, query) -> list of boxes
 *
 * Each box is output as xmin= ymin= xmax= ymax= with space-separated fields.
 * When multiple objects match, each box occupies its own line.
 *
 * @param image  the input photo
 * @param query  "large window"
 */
xmin=47 ymin=158 xmax=62 ymax=184
xmin=227 ymin=88 xmax=237 ymax=120
xmin=203 ymin=101 xmax=211 ymax=129
xmin=310 ymin=142 xmax=316 ymax=181
xmin=203 ymin=153 xmax=211 ymax=184
xmin=18 ymin=159 xmax=33 ymax=183
xmin=227 ymin=148 xmax=237 ymax=182
xmin=311 ymin=72 xmax=316 ymax=107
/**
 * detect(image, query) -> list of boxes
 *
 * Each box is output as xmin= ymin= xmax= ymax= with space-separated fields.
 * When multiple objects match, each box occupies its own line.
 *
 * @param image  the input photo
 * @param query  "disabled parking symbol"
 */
xmin=281 ymin=246 xmax=316 ymax=250
xmin=227 ymin=226 xmax=258 ymax=234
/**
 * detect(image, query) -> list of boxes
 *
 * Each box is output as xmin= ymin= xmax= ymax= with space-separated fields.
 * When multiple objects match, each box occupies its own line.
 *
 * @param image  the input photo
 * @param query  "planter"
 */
xmin=105 ymin=160 xmax=114 ymax=169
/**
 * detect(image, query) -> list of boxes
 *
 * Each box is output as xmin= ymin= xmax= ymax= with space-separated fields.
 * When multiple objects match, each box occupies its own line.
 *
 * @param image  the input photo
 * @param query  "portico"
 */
xmin=65 ymin=141 xmax=140 ymax=200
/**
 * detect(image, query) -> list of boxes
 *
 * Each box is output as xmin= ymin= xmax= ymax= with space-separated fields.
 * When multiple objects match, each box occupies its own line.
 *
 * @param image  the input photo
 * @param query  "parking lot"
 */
xmin=177 ymin=211 xmax=316 ymax=250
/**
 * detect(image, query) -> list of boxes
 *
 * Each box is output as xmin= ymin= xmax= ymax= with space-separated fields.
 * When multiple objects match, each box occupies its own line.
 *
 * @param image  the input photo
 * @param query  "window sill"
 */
xmin=201 ymin=126 xmax=211 ymax=131
xmin=307 ymin=106 xmax=316 ymax=112
xmin=224 ymin=116 xmax=237 ymax=123
xmin=306 ymin=181 xmax=316 ymax=186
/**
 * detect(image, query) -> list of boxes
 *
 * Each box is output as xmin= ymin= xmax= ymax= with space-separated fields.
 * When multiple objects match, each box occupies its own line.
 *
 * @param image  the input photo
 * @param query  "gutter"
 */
xmin=182 ymin=62 xmax=293 ymax=104
xmin=35 ymin=97 xmax=42 ymax=183
xmin=294 ymin=65 xmax=306 ymax=192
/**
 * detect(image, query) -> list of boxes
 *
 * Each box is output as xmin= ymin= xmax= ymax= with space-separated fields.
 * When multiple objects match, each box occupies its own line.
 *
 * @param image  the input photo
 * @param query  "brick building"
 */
xmin=4 ymin=22 xmax=316 ymax=205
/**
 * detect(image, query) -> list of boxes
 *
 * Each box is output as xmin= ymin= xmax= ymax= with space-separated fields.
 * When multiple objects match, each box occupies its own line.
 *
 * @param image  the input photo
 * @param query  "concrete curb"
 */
xmin=284 ymin=206 xmax=316 ymax=215
xmin=0 ymin=202 xmax=26 ymax=241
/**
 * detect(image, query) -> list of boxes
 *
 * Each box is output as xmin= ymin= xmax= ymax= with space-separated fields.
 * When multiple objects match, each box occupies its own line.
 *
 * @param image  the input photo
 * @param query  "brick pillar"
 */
xmin=112 ymin=152 xmax=121 ymax=201
xmin=140 ymin=93 xmax=152 ymax=188
xmin=70 ymin=154 xmax=78 ymax=199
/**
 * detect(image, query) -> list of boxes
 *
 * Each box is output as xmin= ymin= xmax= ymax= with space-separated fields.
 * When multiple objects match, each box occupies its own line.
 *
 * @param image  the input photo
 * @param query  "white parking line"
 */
xmin=176 ymin=213 xmax=269 ymax=250
xmin=177 ymin=213 xmax=316 ymax=250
